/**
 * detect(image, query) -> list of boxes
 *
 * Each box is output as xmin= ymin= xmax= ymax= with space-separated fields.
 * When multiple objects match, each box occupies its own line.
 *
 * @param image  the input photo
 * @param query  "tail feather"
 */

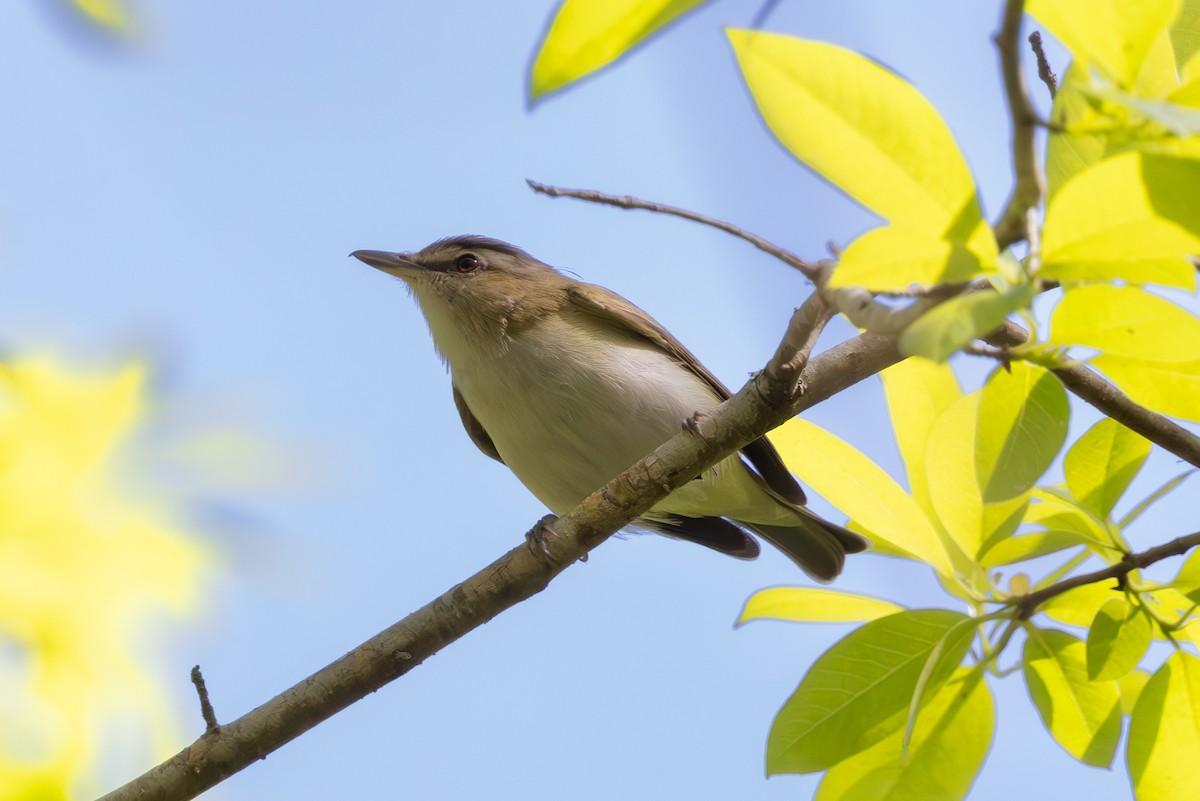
xmin=744 ymin=511 xmax=870 ymax=582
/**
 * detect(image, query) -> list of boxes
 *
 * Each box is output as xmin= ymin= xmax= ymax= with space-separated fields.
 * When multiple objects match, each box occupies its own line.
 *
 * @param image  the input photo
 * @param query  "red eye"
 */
xmin=456 ymin=254 xmax=482 ymax=273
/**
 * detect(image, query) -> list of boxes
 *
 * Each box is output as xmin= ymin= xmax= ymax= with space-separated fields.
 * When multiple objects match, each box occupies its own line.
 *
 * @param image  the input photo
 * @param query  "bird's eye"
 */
xmin=455 ymin=254 xmax=482 ymax=273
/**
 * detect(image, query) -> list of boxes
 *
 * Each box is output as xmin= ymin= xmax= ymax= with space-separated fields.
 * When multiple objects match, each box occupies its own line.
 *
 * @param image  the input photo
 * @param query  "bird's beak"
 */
xmin=351 ymin=249 xmax=423 ymax=278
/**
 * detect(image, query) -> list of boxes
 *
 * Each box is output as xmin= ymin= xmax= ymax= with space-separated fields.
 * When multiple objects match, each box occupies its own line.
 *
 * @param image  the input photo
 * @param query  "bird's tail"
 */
xmin=743 ymin=508 xmax=870 ymax=582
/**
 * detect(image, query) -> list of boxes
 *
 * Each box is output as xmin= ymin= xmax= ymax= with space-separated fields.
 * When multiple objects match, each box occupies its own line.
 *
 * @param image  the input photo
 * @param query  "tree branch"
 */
xmin=1027 ymin=31 xmax=1057 ymax=99
xmin=97 ymin=321 xmax=900 ymax=801
xmin=985 ymin=320 xmax=1200 ymax=469
xmin=993 ymin=0 xmax=1046 ymax=249
xmin=526 ymin=179 xmax=821 ymax=281
xmin=1013 ymin=531 xmax=1200 ymax=618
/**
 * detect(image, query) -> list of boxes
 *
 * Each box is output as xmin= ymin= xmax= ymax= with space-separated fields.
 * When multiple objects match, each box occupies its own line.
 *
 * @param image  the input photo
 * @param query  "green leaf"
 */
xmin=879 ymin=359 xmax=962 ymax=523
xmin=975 ymin=363 xmax=1070 ymax=503
xmin=1042 ymin=582 xmax=1118 ymax=628
xmin=1042 ymin=151 xmax=1200 ymax=289
xmin=725 ymin=29 xmax=996 ymax=291
xmin=1028 ymin=0 xmax=1182 ymax=87
xmin=1086 ymin=597 xmax=1153 ymax=680
xmin=767 ymin=610 xmax=975 ymax=775
xmin=925 ymin=393 xmax=1029 ymax=559
xmin=1119 ymin=469 xmax=1195 ymax=528
xmin=1049 ymin=284 xmax=1200 ymax=420
xmin=980 ymin=531 xmax=1089 ymax=567
xmin=1023 ymin=627 xmax=1123 ymax=766
xmin=769 ymin=418 xmax=955 ymax=577
xmin=814 ymin=669 xmax=993 ymax=801
xmin=1128 ymin=651 xmax=1200 ymax=801
xmin=1064 ymin=418 xmax=1152 ymax=519
xmin=898 ymin=284 xmax=1035 ymax=362
xmin=1046 ymin=65 xmax=1111 ymax=199
xmin=737 ymin=588 xmax=903 ymax=625
xmin=529 ymin=0 xmax=706 ymax=99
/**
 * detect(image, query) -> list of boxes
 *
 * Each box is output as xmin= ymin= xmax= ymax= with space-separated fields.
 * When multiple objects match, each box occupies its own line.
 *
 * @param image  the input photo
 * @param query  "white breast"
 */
xmin=449 ymin=315 xmax=721 ymax=515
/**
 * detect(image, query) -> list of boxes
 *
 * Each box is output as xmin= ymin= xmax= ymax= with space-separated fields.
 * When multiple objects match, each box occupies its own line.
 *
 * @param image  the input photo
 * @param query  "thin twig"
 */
xmin=764 ymin=291 xmax=832 ymax=389
xmin=190 ymin=665 xmax=219 ymax=735
xmin=1013 ymin=532 xmax=1200 ymax=618
xmin=993 ymin=0 xmax=1046 ymax=249
xmin=986 ymin=320 xmax=1200 ymax=469
xmin=1028 ymin=31 xmax=1058 ymax=99
xmin=526 ymin=179 xmax=821 ymax=281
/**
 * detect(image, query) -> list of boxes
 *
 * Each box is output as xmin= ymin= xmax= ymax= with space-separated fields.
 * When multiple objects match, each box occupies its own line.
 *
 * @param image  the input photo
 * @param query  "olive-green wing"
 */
xmin=565 ymin=282 xmax=807 ymax=506
xmin=452 ymin=384 xmax=504 ymax=464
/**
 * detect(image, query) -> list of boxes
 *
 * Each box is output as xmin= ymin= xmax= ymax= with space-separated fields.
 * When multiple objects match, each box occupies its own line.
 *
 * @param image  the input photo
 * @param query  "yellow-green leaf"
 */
xmin=980 ymin=530 xmax=1088 ymax=566
xmin=1064 ymin=418 xmax=1151 ymax=519
xmin=1128 ymin=651 xmax=1200 ymax=801
xmin=898 ymin=284 xmax=1035 ymax=362
xmin=1041 ymin=151 xmax=1200 ymax=289
xmin=1042 ymin=582 xmax=1116 ymax=628
xmin=835 ymin=222 xmax=997 ymax=291
xmin=926 ymin=392 xmax=1028 ymax=559
xmin=1087 ymin=597 xmax=1153 ymax=680
xmin=769 ymin=418 xmax=955 ymax=576
xmin=737 ymin=587 xmax=903 ymax=625
xmin=1049 ymin=284 xmax=1200 ymax=420
xmin=1120 ymin=668 xmax=1152 ymax=715
xmin=879 ymin=359 xmax=962 ymax=523
xmin=726 ymin=29 xmax=994 ymax=288
xmin=530 ymin=0 xmax=706 ymax=99
xmin=975 ymin=363 xmax=1070 ymax=503
xmin=1046 ymin=65 xmax=1110 ymax=199
xmin=1023 ymin=627 xmax=1123 ymax=766
xmin=767 ymin=610 xmax=975 ymax=774
xmin=1028 ymin=0 xmax=1181 ymax=87
xmin=814 ymin=669 xmax=994 ymax=801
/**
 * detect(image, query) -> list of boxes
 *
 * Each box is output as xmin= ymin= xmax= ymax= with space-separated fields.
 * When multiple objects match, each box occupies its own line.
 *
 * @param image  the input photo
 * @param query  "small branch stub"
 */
xmin=191 ymin=665 xmax=220 ymax=735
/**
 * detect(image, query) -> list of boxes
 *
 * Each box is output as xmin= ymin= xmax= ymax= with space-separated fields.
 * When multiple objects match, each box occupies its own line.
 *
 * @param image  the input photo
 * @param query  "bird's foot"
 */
xmin=525 ymin=514 xmax=563 ymax=563
xmin=683 ymin=410 xmax=710 ymax=437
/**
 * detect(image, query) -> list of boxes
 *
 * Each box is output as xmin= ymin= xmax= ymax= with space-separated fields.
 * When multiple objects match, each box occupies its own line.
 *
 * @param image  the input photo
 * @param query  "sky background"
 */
xmin=3 ymin=1 xmax=1196 ymax=799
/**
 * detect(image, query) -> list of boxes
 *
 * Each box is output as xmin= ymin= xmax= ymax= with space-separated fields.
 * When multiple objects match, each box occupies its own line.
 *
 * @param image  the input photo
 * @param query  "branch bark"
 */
xmin=97 ymin=318 xmax=900 ymax=801
xmin=993 ymin=0 xmax=1046 ymax=250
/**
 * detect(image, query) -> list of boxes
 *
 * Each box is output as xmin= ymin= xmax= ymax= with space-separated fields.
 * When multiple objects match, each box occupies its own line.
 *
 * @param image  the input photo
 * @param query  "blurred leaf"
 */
xmin=1023 ymin=627 xmax=1122 ymax=766
xmin=726 ymin=30 xmax=996 ymax=291
xmin=0 ymin=356 xmax=214 ymax=795
xmin=69 ymin=0 xmax=134 ymax=35
xmin=530 ymin=0 xmax=706 ymax=99
xmin=738 ymin=587 xmax=903 ymax=625
xmin=814 ymin=669 xmax=993 ymax=801
xmin=1087 ymin=597 xmax=1153 ymax=680
xmin=1046 ymin=65 xmax=1110 ymax=199
xmin=1028 ymin=0 xmax=1181 ymax=87
xmin=770 ymin=418 xmax=955 ymax=576
xmin=976 ymin=363 xmax=1070 ymax=503
xmin=898 ymin=284 xmax=1035 ymax=362
xmin=1173 ymin=0 xmax=1200 ymax=71
xmin=1064 ymin=418 xmax=1151 ymax=519
xmin=879 ymin=359 xmax=962 ymax=523
xmin=1128 ymin=651 xmax=1200 ymax=800
xmin=1041 ymin=151 xmax=1200 ymax=289
xmin=1085 ymin=85 xmax=1200 ymax=136
xmin=1049 ymin=284 xmax=1200 ymax=420
xmin=767 ymin=610 xmax=974 ymax=774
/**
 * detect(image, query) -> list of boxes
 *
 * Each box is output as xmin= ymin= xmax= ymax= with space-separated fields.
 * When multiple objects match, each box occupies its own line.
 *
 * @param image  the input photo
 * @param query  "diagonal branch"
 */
xmin=96 ymin=317 xmax=901 ymax=801
xmin=985 ymin=320 xmax=1200 ymax=469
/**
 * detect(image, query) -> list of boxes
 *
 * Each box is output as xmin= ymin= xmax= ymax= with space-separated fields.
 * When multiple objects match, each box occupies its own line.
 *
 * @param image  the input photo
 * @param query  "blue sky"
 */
xmin=4 ymin=1 xmax=1195 ymax=799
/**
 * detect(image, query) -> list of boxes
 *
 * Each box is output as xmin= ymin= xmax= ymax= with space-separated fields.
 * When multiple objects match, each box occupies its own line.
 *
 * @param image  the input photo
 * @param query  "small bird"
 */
xmin=352 ymin=236 xmax=867 ymax=580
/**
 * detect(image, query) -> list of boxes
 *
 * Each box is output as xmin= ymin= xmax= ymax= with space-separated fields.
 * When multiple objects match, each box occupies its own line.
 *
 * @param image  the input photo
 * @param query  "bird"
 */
xmin=352 ymin=235 xmax=867 ymax=580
